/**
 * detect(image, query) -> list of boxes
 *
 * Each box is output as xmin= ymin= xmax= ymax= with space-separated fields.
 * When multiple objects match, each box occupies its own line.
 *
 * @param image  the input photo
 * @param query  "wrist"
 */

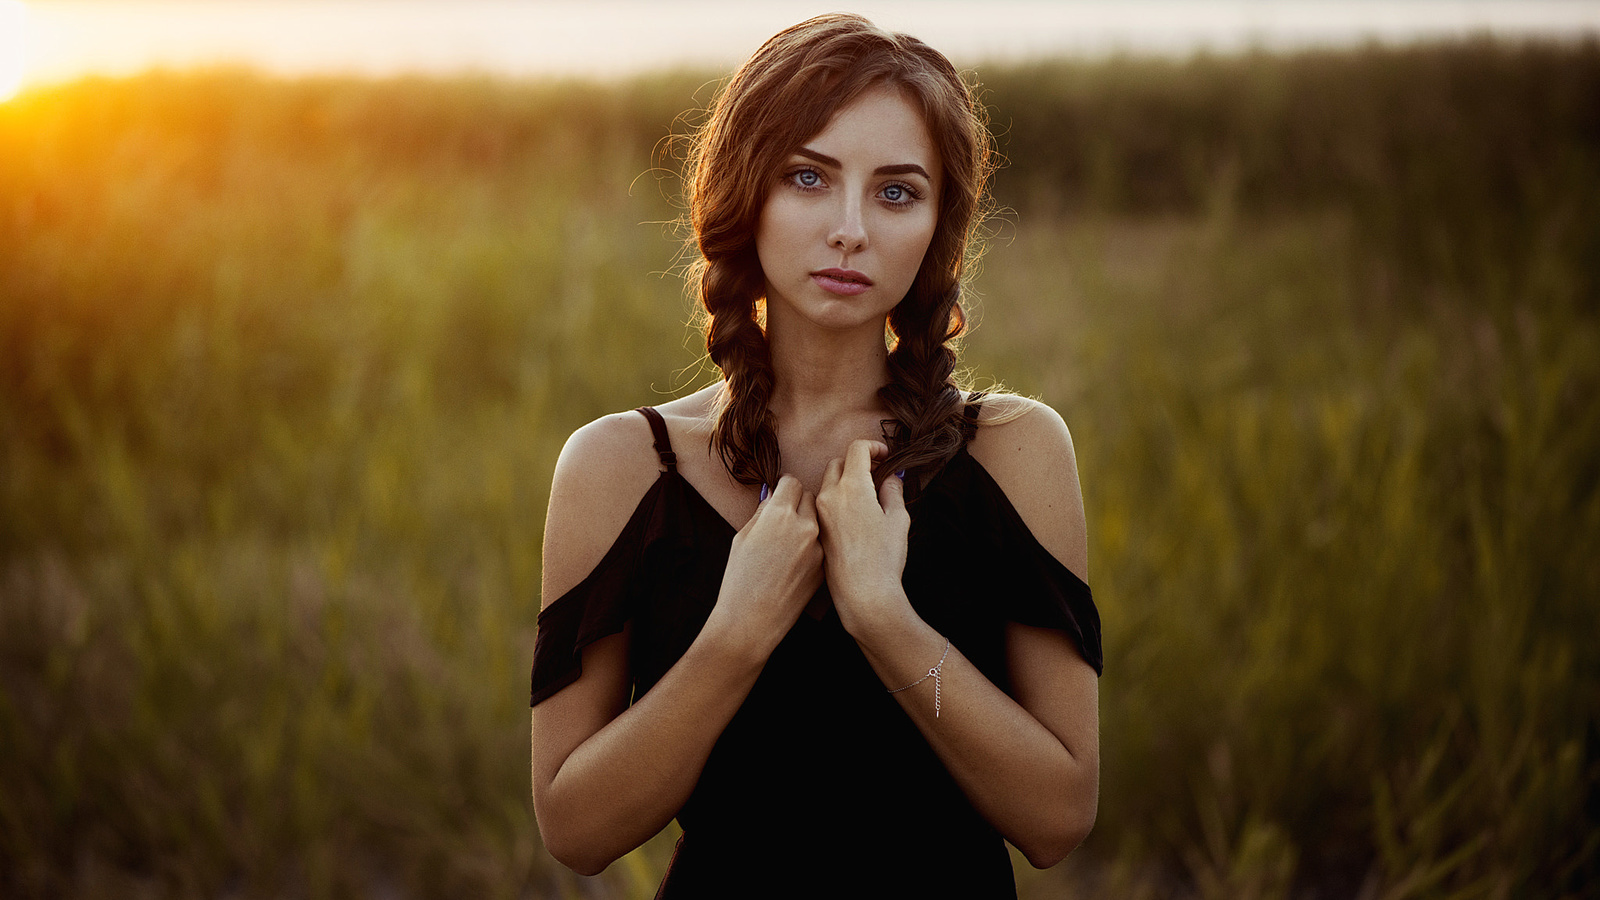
xmin=837 ymin=585 xmax=917 ymax=646
xmin=698 ymin=603 xmax=784 ymax=672
xmin=852 ymin=612 xmax=949 ymax=711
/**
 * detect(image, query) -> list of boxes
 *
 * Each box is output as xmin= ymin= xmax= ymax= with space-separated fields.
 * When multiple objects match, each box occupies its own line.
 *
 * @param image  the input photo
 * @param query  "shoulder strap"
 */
xmin=635 ymin=407 xmax=678 ymax=473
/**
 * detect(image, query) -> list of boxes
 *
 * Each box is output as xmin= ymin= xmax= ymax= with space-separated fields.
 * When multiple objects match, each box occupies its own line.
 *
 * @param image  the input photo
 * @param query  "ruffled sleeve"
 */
xmin=967 ymin=456 xmax=1104 ymax=676
xmin=529 ymin=479 xmax=666 ymax=707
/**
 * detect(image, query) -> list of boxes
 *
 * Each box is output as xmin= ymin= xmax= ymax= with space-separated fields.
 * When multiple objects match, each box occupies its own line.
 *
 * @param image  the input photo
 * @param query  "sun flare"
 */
xmin=0 ymin=0 xmax=27 ymax=101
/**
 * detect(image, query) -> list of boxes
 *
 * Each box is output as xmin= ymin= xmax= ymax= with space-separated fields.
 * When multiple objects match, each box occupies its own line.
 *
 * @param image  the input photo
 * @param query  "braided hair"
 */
xmin=686 ymin=13 xmax=995 ymax=486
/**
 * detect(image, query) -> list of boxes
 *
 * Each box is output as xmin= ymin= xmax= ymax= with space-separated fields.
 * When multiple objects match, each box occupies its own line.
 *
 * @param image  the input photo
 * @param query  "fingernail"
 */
xmin=759 ymin=483 xmax=770 ymax=503
xmin=895 ymin=469 xmax=906 ymax=480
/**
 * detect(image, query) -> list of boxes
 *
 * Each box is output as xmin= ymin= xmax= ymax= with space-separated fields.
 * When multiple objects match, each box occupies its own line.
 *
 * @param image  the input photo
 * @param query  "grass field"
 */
xmin=1 ymin=39 xmax=1597 ymax=899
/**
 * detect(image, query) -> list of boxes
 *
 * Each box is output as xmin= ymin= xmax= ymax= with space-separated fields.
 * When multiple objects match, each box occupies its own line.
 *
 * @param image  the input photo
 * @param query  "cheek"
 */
xmin=898 ymin=223 xmax=939 ymax=293
xmin=753 ymin=207 xmax=779 ymax=274
xmin=755 ymin=197 xmax=801 ymax=260
xmin=896 ymin=214 xmax=939 ymax=267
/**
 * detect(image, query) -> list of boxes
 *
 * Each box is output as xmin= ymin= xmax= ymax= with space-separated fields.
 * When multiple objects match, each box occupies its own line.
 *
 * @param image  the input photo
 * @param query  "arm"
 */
xmin=530 ymin=413 xmax=824 ymax=875
xmin=815 ymin=401 xmax=1099 ymax=867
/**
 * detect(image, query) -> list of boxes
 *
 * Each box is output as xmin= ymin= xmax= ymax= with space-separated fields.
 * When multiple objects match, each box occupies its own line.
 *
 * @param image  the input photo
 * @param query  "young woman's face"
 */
xmin=756 ymin=84 xmax=941 ymax=338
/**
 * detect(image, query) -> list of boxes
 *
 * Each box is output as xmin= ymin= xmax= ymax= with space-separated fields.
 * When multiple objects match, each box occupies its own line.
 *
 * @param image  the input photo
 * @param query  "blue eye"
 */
xmin=788 ymin=168 xmax=822 ymax=189
xmin=880 ymin=182 xmax=921 ymax=207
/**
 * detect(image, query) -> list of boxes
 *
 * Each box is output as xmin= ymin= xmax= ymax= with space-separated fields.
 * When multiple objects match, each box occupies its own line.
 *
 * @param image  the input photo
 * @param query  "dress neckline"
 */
xmin=659 ymin=444 xmax=977 ymax=537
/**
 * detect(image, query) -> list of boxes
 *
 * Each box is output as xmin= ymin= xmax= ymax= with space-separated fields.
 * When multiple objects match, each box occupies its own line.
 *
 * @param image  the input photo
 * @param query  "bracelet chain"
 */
xmin=886 ymin=637 xmax=951 ymax=718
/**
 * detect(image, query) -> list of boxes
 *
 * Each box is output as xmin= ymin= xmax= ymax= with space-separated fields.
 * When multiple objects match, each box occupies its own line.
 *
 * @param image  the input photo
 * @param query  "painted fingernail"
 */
xmin=759 ymin=483 xmax=770 ymax=503
xmin=895 ymin=469 xmax=906 ymax=480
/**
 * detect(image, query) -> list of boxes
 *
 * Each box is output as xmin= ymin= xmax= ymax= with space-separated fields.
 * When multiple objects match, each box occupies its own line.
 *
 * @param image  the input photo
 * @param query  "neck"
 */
xmin=764 ymin=315 xmax=891 ymax=425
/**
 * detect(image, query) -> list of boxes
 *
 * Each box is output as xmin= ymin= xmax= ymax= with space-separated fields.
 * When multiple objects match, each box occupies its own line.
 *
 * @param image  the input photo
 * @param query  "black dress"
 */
xmin=530 ymin=406 xmax=1103 ymax=899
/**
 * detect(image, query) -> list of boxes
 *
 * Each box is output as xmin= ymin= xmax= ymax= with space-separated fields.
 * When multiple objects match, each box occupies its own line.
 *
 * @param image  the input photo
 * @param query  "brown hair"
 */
xmin=687 ymin=12 xmax=994 ymax=487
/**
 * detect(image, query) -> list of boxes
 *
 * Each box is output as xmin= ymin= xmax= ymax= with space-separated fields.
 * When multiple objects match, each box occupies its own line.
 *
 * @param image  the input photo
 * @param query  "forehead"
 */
xmin=803 ymin=85 xmax=939 ymax=176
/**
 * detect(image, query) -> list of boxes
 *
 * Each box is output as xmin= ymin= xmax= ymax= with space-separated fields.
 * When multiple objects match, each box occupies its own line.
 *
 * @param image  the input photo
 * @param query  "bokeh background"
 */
xmin=2 ymin=2 xmax=1598 ymax=898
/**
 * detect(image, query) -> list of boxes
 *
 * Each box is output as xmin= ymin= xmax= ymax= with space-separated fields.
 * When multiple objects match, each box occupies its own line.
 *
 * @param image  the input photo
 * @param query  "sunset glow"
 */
xmin=11 ymin=0 xmax=1600 ymax=89
xmin=0 ymin=1 xmax=26 ymax=101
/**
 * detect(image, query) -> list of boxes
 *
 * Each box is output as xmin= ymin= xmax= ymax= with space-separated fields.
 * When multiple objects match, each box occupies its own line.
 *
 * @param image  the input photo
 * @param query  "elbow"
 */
xmin=1020 ymin=820 xmax=1093 ymax=870
xmin=560 ymin=854 xmax=612 ymax=879
xmin=533 ymin=794 xmax=621 ymax=877
xmin=538 ymin=825 xmax=617 ymax=878
xmin=1018 ymin=797 xmax=1098 ymax=870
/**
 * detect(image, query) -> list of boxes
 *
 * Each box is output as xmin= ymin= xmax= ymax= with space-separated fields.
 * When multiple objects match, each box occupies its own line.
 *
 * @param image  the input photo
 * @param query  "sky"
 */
xmin=4 ymin=0 xmax=1600 ymax=101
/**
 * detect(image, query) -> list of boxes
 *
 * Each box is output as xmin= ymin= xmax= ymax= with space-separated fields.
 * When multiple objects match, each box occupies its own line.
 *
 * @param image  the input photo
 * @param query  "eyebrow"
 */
xmin=795 ymin=147 xmax=932 ymax=181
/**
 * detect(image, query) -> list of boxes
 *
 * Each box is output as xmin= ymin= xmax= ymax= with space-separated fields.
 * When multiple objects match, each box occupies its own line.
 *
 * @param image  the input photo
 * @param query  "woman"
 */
xmin=529 ymin=13 xmax=1102 ymax=897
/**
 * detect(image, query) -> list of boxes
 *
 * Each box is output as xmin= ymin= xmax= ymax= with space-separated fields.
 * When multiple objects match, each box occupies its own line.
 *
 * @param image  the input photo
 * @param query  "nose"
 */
xmin=828 ymin=196 xmax=867 ymax=253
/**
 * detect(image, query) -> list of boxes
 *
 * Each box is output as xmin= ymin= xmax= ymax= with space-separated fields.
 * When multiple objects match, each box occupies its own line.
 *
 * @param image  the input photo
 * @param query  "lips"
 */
xmin=811 ymin=268 xmax=874 ymax=296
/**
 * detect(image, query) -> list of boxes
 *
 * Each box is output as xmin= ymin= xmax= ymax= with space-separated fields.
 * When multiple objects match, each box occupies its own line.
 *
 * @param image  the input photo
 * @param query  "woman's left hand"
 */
xmin=815 ymin=439 xmax=914 ymax=636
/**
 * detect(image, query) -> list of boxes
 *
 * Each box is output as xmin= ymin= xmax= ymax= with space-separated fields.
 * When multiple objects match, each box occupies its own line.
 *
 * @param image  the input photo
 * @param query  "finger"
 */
xmin=770 ymin=473 xmax=803 ymax=510
xmin=844 ymin=439 xmax=880 ymax=480
xmin=797 ymin=488 xmax=818 ymax=525
xmin=820 ymin=456 xmax=845 ymax=492
xmin=878 ymin=467 xmax=906 ymax=514
xmin=740 ymin=486 xmax=770 ymax=532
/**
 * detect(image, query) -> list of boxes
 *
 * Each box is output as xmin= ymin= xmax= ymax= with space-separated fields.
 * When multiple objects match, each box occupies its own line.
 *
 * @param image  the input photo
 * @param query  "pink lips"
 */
xmin=811 ymin=268 xmax=874 ymax=296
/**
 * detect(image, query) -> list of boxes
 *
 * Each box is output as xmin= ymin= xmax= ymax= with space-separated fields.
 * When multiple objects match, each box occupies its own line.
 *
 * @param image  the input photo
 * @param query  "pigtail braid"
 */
xmin=683 ymin=14 xmax=994 ymax=489
xmin=701 ymin=255 xmax=782 ymax=487
xmin=876 ymin=284 xmax=970 ymax=483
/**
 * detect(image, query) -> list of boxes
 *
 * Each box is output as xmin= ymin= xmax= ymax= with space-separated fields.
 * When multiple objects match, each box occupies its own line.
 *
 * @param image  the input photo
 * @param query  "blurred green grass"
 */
xmin=1 ymin=39 xmax=1596 ymax=899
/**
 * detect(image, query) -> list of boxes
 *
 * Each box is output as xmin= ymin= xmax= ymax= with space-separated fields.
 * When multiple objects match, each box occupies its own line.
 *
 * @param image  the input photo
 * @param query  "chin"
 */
xmin=799 ymin=302 xmax=895 ymax=335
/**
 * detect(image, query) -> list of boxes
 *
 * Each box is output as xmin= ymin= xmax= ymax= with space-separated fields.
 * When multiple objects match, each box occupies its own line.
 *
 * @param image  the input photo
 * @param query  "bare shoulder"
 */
xmin=649 ymin=385 xmax=721 ymax=446
xmin=967 ymin=393 xmax=1078 ymax=460
xmin=966 ymin=393 xmax=1088 ymax=580
xmin=540 ymin=409 xmax=668 ymax=607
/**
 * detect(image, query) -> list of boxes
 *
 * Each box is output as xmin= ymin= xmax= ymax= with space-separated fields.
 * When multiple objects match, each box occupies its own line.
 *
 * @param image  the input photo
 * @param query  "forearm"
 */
xmin=853 ymin=603 xmax=1098 ymax=867
xmin=536 ymin=625 xmax=768 ymax=874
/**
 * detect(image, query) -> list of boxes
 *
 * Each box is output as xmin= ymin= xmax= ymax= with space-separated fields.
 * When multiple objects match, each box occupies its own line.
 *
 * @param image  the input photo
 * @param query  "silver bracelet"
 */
xmin=887 ymin=638 xmax=951 ymax=717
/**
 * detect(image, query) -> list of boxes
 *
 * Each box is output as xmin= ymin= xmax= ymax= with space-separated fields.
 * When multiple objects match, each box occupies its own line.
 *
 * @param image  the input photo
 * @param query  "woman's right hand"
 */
xmin=704 ymin=475 xmax=824 ymax=658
